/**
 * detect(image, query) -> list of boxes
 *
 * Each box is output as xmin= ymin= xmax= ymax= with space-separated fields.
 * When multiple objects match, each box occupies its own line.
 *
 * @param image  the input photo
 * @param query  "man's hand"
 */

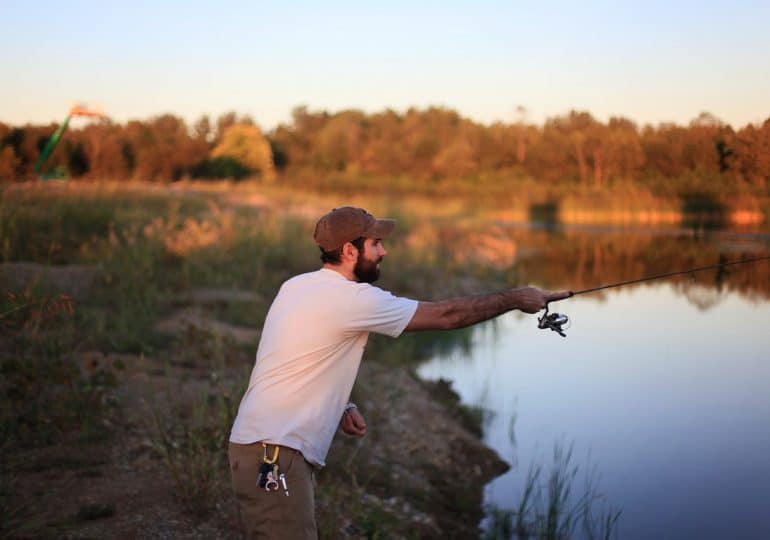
xmin=340 ymin=408 xmax=367 ymax=437
xmin=514 ymin=287 xmax=573 ymax=314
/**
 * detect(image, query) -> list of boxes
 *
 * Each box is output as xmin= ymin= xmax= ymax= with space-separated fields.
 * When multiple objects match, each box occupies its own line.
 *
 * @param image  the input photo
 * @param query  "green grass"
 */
xmin=1 ymin=285 xmax=119 ymax=447
xmin=148 ymin=388 xmax=238 ymax=518
xmin=484 ymin=440 xmax=621 ymax=540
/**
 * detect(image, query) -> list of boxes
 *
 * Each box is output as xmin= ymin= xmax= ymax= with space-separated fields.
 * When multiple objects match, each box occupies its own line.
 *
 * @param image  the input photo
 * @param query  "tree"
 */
xmin=311 ymin=110 xmax=365 ymax=172
xmin=0 ymin=146 xmax=20 ymax=180
xmin=641 ymin=123 xmax=688 ymax=178
xmin=270 ymin=106 xmax=331 ymax=171
xmin=358 ymin=109 xmax=408 ymax=175
xmin=598 ymin=117 xmax=645 ymax=184
xmin=212 ymin=123 xmax=275 ymax=180
xmin=124 ymin=114 xmax=201 ymax=181
xmin=731 ymin=119 xmax=770 ymax=188
xmin=80 ymin=122 xmax=132 ymax=179
xmin=431 ymin=123 xmax=481 ymax=178
xmin=0 ymin=123 xmax=22 ymax=180
xmin=537 ymin=111 xmax=598 ymax=184
xmin=194 ymin=115 xmax=213 ymax=144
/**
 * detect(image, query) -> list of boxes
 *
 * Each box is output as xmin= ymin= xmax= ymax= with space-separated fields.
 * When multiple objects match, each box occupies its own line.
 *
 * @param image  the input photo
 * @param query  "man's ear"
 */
xmin=341 ymin=241 xmax=359 ymax=262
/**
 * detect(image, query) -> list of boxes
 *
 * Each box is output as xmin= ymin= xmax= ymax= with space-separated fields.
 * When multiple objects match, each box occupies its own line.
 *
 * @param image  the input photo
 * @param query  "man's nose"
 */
xmin=378 ymin=244 xmax=387 ymax=257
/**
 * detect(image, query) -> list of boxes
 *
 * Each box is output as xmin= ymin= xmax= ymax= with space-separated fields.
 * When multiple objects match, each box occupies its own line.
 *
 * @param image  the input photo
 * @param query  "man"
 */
xmin=229 ymin=206 xmax=570 ymax=539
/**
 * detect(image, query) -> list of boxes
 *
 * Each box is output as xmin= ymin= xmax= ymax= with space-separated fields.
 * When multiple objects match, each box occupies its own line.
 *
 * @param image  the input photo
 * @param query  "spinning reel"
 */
xmin=538 ymin=304 xmax=570 ymax=337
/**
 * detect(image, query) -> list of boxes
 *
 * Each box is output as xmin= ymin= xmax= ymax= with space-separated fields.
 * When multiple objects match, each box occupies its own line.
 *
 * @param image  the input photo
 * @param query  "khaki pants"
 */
xmin=229 ymin=442 xmax=317 ymax=540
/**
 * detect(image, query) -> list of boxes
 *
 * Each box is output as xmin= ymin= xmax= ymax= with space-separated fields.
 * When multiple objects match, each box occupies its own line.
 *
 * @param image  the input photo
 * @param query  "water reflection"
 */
xmin=501 ymin=223 xmax=770 ymax=303
xmin=418 ymin=283 xmax=770 ymax=540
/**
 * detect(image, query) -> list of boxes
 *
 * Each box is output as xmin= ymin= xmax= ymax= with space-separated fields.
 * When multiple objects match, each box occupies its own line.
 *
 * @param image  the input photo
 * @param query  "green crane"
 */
xmin=34 ymin=104 xmax=107 ymax=179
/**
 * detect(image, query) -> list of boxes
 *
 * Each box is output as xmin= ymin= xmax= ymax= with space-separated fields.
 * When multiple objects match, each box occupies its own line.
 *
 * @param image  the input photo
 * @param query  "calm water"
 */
xmin=418 ymin=227 xmax=770 ymax=540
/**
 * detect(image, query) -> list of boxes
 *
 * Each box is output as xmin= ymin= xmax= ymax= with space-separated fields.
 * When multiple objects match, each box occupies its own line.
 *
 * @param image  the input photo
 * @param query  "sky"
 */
xmin=2 ymin=0 xmax=769 ymax=130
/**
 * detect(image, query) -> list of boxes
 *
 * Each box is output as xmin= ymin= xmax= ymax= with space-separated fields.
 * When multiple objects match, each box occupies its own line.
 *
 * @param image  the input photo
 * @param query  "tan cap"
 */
xmin=313 ymin=207 xmax=396 ymax=251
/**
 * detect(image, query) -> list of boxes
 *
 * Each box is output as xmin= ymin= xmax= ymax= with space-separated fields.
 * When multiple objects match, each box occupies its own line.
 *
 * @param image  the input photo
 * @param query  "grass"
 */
xmin=146 ymin=323 xmax=246 ymax=518
xmin=484 ymin=440 xmax=621 ymax=540
xmin=148 ymin=389 xmax=236 ymax=518
xmin=0 ymin=467 xmax=30 ymax=538
xmin=0 ymin=286 xmax=119 ymax=447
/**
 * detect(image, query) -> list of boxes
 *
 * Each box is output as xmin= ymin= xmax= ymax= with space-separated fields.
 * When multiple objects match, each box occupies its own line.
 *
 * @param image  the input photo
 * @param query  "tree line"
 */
xmin=1 ymin=107 xmax=768 ymax=190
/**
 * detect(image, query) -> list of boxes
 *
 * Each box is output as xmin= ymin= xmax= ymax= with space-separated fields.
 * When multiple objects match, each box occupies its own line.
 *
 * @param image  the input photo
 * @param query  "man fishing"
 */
xmin=228 ymin=206 xmax=571 ymax=539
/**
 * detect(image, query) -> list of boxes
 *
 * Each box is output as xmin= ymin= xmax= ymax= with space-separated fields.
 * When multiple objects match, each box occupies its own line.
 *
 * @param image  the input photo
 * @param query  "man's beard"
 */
xmin=354 ymin=255 xmax=381 ymax=283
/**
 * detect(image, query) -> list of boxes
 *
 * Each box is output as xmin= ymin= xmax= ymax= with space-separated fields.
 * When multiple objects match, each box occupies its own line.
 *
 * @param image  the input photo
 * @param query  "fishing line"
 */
xmin=570 ymin=254 xmax=770 ymax=297
xmin=538 ymin=254 xmax=770 ymax=337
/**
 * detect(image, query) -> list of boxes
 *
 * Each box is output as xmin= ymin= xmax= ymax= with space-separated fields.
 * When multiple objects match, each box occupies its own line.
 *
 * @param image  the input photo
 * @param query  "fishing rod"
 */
xmin=538 ymin=254 xmax=770 ymax=337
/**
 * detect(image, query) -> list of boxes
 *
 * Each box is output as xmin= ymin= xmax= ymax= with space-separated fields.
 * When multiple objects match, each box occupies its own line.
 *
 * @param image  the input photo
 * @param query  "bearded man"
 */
xmin=229 ymin=206 xmax=570 ymax=539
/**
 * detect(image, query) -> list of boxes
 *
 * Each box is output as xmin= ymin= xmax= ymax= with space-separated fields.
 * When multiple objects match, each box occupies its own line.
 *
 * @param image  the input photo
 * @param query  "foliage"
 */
xmin=1 ymin=109 xmax=769 ymax=194
xmin=211 ymin=123 xmax=275 ymax=180
xmin=190 ymin=155 xmax=250 ymax=180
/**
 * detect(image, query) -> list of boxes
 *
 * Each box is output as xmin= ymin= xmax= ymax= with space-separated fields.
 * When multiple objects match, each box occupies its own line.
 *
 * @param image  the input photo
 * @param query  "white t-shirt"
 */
xmin=229 ymin=268 xmax=418 ymax=466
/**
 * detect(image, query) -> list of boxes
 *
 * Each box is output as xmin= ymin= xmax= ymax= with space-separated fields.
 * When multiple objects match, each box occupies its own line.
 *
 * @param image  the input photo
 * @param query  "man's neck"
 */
xmin=322 ymin=263 xmax=356 ymax=281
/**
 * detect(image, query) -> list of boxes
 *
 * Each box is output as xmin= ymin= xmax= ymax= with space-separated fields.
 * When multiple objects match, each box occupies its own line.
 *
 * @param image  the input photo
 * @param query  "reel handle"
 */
xmin=538 ymin=304 xmax=569 ymax=337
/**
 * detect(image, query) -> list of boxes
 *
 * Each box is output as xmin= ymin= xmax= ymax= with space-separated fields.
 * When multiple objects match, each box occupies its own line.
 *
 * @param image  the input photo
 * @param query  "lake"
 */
xmin=417 ymin=223 xmax=770 ymax=539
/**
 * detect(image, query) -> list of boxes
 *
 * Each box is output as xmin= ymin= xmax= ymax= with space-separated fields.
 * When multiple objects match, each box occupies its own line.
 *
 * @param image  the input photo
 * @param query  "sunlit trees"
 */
xmin=80 ymin=122 xmax=132 ymax=179
xmin=600 ymin=117 xmax=646 ymax=184
xmin=684 ymin=112 xmax=724 ymax=174
xmin=0 ymin=146 xmax=19 ymax=180
xmin=730 ymin=119 xmax=770 ymax=188
xmin=431 ymin=123 xmax=480 ymax=178
xmin=641 ymin=123 xmax=688 ymax=178
xmin=212 ymin=123 xmax=275 ymax=180
xmin=359 ymin=109 xmax=408 ymax=175
xmin=193 ymin=115 xmax=213 ymax=144
xmin=125 ymin=116 xmax=185 ymax=181
xmin=1 ymin=106 xmax=769 ymax=191
xmin=311 ymin=110 xmax=365 ymax=173
xmin=0 ymin=123 xmax=21 ymax=179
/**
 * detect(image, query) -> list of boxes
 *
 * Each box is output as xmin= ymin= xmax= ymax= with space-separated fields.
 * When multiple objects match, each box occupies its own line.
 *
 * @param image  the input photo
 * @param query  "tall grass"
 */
xmin=484 ymin=441 xmax=621 ymax=540
xmin=148 ymin=386 xmax=238 ymax=518
xmin=146 ymin=325 xmax=247 ymax=518
xmin=0 ymin=285 xmax=119 ymax=447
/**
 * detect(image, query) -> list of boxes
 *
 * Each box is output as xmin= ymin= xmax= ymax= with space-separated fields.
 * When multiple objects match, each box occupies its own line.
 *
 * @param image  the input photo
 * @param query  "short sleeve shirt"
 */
xmin=229 ymin=268 xmax=418 ymax=466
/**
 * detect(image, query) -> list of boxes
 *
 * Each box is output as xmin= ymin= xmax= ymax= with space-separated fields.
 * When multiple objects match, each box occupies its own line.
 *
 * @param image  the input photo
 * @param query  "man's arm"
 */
xmin=405 ymin=287 xmax=572 ymax=332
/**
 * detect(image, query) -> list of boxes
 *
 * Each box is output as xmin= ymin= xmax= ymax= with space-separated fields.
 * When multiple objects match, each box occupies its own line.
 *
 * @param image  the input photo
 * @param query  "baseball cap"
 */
xmin=313 ymin=207 xmax=395 ymax=251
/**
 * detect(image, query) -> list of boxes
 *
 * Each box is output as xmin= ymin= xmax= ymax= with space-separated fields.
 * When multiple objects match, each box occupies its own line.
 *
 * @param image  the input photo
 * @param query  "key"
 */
xmin=279 ymin=473 xmax=289 ymax=496
xmin=257 ymin=462 xmax=271 ymax=488
xmin=272 ymin=463 xmax=280 ymax=482
xmin=265 ymin=471 xmax=279 ymax=491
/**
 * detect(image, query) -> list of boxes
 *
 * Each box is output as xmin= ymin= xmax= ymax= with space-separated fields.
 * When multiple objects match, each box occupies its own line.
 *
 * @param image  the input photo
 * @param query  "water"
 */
xmin=417 ymin=226 xmax=770 ymax=539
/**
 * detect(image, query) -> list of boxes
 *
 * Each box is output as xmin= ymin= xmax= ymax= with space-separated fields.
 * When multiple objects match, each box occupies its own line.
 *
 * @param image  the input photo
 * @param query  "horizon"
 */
xmin=2 ymin=1 xmax=769 ymax=130
xmin=3 ymin=103 xmax=766 ymax=133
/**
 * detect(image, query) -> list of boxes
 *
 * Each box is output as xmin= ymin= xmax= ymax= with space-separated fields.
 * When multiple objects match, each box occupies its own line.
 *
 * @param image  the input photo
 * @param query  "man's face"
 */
xmin=354 ymin=238 xmax=387 ymax=283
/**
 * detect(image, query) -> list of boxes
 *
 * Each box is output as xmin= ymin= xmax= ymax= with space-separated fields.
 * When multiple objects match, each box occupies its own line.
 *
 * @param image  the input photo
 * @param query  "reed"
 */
xmin=484 ymin=440 xmax=621 ymax=540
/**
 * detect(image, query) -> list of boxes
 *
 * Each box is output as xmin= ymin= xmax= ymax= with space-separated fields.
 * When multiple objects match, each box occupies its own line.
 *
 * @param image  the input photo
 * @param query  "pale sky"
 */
xmin=2 ymin=0 xmax=769 ymax=130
